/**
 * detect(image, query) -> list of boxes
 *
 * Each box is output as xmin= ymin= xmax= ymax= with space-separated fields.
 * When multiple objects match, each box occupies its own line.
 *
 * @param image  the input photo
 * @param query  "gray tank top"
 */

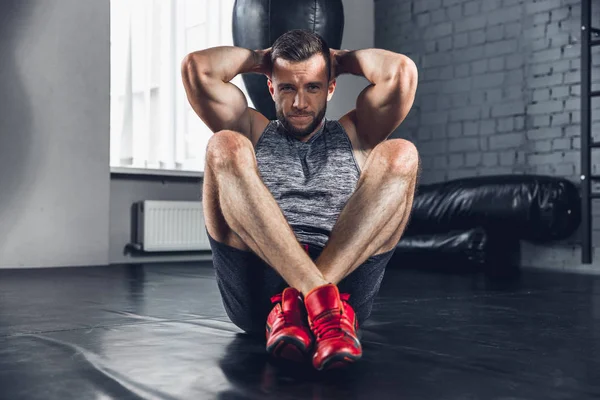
xmin=255 ymin=118 xmax=361 ymax=248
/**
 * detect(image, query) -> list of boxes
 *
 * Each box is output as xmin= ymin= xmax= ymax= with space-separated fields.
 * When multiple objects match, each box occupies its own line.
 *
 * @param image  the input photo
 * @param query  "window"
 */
xmin=110 ymin=0 xmax=253 ymax=174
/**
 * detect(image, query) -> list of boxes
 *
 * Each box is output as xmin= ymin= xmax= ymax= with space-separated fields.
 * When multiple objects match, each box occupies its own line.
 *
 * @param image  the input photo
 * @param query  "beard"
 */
xmin=276 ymin=103 xmax=327 ymax=139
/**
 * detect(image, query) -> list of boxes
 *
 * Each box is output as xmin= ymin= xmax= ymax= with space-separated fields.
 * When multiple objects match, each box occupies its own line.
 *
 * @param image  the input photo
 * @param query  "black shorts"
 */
xmin=207 ymin=230 xmax=394 ymax=336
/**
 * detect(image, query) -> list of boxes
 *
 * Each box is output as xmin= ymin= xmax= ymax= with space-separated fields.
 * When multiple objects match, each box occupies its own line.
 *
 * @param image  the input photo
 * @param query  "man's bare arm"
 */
xmin=334 ymin=48 xmax=418 ymax=147
xmin=181 ymin=46 xmax=270 ymax=138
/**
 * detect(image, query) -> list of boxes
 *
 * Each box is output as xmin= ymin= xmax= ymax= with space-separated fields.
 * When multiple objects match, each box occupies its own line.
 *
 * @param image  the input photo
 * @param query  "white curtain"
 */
xmin=110 ymin=0 xmax=253 ymax=172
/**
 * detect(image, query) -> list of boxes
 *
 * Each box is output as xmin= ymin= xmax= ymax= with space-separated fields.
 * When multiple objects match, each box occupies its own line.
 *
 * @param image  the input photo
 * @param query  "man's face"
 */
xmin=268 ymin=54 xmax=336 ymax=139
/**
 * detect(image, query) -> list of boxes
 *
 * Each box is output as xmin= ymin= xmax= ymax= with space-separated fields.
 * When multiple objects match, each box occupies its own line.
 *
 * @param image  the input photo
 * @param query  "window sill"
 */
xmin=110 ymin=166 xmax=204 ymax=180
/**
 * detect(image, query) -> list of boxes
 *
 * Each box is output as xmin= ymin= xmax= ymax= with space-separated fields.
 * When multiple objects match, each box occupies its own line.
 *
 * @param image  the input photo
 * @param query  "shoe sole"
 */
xmin=317 ymin=352 xmax=362 ymax=371
xmin=266 ymin=336 xmax=309 ymax=363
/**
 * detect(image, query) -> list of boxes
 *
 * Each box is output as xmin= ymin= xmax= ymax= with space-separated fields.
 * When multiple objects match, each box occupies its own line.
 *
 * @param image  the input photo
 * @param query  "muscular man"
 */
xmin=181 ymin=29 xmax=418 ymax=371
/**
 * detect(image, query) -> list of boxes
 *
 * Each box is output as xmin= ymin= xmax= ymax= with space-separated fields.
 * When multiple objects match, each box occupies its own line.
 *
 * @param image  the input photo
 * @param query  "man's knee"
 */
xmin=374 ymin=139 xmax=419 ymax=178
xmin=206 ymin=130 xmax=256 ymax=172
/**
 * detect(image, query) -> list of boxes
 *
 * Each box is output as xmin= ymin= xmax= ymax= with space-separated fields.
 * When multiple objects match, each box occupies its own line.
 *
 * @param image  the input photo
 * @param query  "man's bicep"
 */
xmin=354 ymin=60 xmax=418 ymax=145
xmin=184 ymin=75 xmax=253 ymax=136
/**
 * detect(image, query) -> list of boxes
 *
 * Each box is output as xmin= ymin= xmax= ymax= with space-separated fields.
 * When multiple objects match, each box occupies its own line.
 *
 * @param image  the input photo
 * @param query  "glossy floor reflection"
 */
xmin=1 ymin=260 xmax=600 ymax=399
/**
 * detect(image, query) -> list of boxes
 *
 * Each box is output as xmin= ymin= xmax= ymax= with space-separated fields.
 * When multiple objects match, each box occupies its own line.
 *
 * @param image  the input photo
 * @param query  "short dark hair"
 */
xmin=271 ymin=29 xmax=331 ymax=81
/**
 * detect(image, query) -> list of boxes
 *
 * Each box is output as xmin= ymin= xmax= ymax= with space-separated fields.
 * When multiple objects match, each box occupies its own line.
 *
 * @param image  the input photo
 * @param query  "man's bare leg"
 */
xmin=204 ymin=130 xmax=328 ymax=295
xmin=315 ymin=139 xmax=419 ymax=284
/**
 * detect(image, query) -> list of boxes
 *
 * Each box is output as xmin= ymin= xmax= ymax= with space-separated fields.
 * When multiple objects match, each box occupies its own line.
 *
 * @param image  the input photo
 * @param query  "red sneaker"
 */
xmin=304 ymin=284 xmax=362 ymax=370
xmin=265 ymin=287 xmax=313 ymax=362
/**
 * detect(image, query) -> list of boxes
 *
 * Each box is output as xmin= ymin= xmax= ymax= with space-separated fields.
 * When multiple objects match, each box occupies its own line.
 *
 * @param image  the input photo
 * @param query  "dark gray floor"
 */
xmin=0 ymin=260 xmax=599 ymax=399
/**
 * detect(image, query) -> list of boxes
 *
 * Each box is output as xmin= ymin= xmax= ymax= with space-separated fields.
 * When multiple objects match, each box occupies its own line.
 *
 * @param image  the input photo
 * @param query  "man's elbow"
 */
xmin=397 ymin=56 xmax=418 ymax=86
xmin=181 ymin=53 xmax=213 ymax=90
xmin=181 ymin=53 xmax=197 ymax=86
xmin=401 ymin=56 xmax=418 ymax=79
xmin=380 ymin=56 xmax=417 ymax=88
xmin=389 ymin=56 xmax=418 ymax=98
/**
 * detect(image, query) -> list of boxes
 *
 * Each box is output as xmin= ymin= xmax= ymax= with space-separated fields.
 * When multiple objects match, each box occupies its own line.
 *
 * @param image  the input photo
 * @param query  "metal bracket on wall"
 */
xmin=581 ymin=0 xmax=599 ymax=264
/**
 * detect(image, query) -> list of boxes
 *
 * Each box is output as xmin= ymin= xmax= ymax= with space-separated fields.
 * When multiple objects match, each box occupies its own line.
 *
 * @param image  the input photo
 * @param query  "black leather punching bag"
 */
xmin=232 ymin=0 xmax=345 ymax=120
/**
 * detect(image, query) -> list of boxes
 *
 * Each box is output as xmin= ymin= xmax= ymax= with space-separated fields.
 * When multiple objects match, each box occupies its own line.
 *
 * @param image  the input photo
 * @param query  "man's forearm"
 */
xmin=335 ymin=48 xmax=408 ymax=84
xmin=184 ymin=46 xmax=269 ymax=83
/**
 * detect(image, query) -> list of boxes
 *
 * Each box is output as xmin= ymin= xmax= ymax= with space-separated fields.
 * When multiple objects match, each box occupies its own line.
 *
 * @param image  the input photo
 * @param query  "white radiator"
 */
xmin=135 ymin=200 xmax=210 ymax=252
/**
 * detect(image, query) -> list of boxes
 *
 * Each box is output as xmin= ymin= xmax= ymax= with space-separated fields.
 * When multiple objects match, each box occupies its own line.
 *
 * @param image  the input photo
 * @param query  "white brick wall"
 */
xmin=375 ymin=0 xmax=600 ymax=263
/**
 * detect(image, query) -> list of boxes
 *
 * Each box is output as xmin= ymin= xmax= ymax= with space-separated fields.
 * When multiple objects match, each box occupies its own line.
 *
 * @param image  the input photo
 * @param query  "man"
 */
xmin=181 ymin=29 xmax=418 ymax=371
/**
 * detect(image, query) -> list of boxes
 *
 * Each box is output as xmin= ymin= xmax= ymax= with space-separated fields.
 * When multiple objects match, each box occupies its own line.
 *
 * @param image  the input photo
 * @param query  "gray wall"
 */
xmin=0 ymin=0 xmax=110 ymax=268
xmin=2 ymin=0 xmax=595 ymax=269
xmin=375 ymin=0 xmax=599 ymax=267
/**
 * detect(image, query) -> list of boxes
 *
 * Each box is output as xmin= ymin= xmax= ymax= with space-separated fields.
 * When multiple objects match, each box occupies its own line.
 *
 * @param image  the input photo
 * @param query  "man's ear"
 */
xmin=267 ymin=78 xmax=275 ymax=99
xmin=327 ymin=79 xmax=336 ymax=101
